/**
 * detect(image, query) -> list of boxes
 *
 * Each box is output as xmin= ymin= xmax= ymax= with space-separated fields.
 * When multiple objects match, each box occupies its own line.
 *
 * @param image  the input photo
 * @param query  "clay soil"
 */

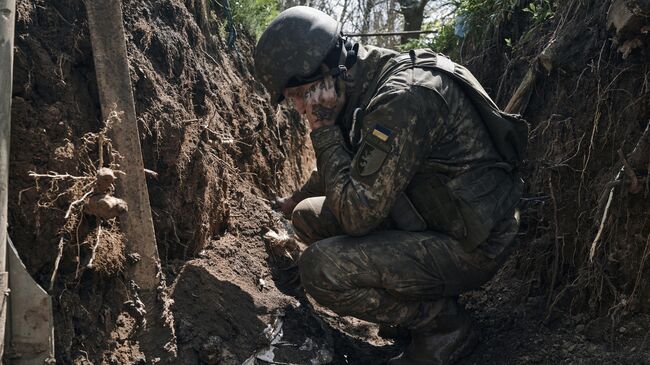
xmin=6 ymin=0 xmax=650 ymax=364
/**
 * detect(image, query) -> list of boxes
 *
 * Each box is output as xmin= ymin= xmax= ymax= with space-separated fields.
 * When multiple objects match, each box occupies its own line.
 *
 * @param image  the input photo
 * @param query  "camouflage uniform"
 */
xmin=292 ymin=45 xmax=522 ymax=330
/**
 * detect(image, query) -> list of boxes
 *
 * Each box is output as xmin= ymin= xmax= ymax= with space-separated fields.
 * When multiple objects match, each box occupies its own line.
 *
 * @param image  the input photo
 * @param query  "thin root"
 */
xmin=49 ymin=237 xmax=66 ymax=291
xmin=617 ymin=148 xmax=641 ymax=194
xmin=87 ymin=224 xmax=103 ymax=269
xmin=64 ymin=191 xmax=93 ymax=219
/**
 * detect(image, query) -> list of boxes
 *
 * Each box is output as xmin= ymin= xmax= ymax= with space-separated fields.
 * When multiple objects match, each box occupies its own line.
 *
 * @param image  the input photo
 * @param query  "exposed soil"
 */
xmin=6 ymin=0 xmax=650 ymax=364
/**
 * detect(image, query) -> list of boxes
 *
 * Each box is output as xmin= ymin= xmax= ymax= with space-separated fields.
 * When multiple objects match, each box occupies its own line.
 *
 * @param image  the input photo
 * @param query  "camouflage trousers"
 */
xmin=292 ymin=196 xmax=518 ymax=330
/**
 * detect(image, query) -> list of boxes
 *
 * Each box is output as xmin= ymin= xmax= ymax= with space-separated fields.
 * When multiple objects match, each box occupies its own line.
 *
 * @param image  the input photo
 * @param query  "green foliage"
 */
xmin=401 ymin=0 xmax=557 ymax=56
xmin=399 ymin=21 xmax=460 ymax=56
xmin=453 ymin=0 xmax=520 ymax=30
xmin=222 ymin=0 xmax=279 ymax=37
xmin=522 ymin=0 xmax=555 ymax=24
xmin=453 ymin=0 xmax=557 ymax=34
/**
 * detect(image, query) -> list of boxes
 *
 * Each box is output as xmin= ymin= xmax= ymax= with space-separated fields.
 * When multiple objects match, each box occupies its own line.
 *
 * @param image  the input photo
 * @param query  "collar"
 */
xmin=336 ymin=45 xmax=399 ymax=147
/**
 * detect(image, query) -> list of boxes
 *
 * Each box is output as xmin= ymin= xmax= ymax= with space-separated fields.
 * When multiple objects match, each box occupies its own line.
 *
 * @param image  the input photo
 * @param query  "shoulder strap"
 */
xmin=361 ymin=50 xmax=529 ymax=168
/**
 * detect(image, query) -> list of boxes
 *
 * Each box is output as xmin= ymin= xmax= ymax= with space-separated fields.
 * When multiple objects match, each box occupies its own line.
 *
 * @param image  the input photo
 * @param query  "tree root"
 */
xmin=30 ymin=111 xmax=130 ymax=289
xmin=618 ymin=148 xmax=641 ymax=194
xmin=49 ymin=237 xmax=66 ymax=291
xmin=65 ymin=191 xmax=93 ymax=219
xmin=590 ymin=120 xmax=650 ymax=263
xmin=87 ymin=224 xmax=102 ymax=269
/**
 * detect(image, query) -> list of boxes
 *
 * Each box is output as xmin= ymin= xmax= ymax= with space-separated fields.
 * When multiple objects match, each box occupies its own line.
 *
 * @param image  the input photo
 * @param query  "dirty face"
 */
xmin=283 ymin=71 xmax=346 ymax=130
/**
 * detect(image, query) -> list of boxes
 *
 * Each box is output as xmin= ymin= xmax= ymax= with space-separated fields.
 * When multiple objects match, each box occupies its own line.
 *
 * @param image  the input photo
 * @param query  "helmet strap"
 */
xmin=333 ymin=39 xmax=358 ymax=82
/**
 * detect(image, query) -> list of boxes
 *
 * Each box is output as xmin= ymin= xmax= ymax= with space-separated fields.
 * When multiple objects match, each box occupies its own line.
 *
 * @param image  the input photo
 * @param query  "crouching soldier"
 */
xmin=254 ymin=6 xmax=527 ymax=364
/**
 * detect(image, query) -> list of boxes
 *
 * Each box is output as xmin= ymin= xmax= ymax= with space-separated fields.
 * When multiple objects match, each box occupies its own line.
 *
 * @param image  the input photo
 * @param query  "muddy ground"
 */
xmin=6 ymin=0 xmax=650 ymax=364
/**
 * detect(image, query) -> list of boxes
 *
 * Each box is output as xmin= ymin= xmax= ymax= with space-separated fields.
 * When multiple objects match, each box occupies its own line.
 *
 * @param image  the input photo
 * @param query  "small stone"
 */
xmin=576 ymin=324 xmax=585 ymax=333
xmin=257 ymin=277 xmax=268 ymax=291
xmin=127 ymin=253 xmax=141 ymax=264
xmin=619 ymin=326 xmax=627 ymax=333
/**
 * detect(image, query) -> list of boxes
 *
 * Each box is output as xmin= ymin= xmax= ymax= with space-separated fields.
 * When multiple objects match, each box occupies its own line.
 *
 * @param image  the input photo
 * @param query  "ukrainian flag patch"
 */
xmin=371 ymin=124 xmax=392 ymax=142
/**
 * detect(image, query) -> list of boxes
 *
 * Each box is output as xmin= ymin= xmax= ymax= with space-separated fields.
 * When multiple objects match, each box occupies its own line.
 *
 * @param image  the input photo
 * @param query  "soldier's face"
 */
xmin=283 ymin=75 xmax=345 ymax=128
xmin=284 ymin=82 xmax=312 ymax=115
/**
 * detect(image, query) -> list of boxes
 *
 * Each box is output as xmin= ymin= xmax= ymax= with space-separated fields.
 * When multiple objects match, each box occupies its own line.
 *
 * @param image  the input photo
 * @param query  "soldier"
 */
xmin=254 ymin=6 xmax=525 ymax=365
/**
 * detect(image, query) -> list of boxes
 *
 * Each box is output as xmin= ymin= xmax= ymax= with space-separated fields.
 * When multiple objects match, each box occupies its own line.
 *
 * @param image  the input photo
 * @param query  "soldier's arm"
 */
xmin=311 ymin=85 xmax=446 ymax=235
xmin=290 ymin=169 xmax=324 ymax=202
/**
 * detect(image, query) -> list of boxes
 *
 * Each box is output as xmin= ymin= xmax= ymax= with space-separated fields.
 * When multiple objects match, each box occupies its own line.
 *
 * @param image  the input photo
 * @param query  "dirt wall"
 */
xmin=8 ymin=0 xmax=313 ymax=362
xmin=460 ymin=0 xmax=650 ymax=315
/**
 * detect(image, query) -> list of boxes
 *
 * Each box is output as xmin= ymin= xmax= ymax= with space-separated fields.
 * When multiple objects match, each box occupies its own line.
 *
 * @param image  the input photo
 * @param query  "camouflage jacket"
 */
xmin=295 ymin=45 xmax=521 ymax=251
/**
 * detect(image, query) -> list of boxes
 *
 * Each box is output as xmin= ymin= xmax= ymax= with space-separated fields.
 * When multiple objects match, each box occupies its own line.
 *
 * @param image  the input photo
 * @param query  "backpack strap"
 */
xmin=358 ymin=50 xmax=529 ymax=168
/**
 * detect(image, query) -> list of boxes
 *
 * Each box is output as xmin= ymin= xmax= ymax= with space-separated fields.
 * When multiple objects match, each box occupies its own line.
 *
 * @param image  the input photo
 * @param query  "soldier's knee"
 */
xmin=292 ymin=197 xmax=344 ymax=244
xmin=298 ymin=241 xmax=342 ymax=303
xmin=291 ymin=202 xmax=311 ymax=243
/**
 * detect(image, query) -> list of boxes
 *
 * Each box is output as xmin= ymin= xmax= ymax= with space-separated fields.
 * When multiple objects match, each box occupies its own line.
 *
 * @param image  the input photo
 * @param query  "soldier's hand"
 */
xmin=272 ymin=196 xmax=298 ymax=218
xmin=304 ymin=75 xmax=344 ymax=130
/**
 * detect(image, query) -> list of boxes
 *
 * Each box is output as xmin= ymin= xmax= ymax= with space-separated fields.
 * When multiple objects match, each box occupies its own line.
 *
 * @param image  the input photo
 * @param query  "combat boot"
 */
xmin=387 ymin=306 xmax=478 ymax=365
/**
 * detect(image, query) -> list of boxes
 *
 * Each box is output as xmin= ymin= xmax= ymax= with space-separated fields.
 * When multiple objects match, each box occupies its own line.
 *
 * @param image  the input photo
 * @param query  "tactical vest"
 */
xmin=362 ymin=50 xmax=528 ymax=252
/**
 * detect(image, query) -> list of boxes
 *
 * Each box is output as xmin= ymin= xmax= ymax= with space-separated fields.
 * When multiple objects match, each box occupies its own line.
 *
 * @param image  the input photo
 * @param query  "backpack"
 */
xmin=368 ymin=49 xmax=529 ymax=169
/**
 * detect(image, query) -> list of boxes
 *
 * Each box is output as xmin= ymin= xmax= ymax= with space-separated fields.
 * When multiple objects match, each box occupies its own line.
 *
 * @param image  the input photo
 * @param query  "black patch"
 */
xmin=353 ymin=128 xmax=393 ymax=177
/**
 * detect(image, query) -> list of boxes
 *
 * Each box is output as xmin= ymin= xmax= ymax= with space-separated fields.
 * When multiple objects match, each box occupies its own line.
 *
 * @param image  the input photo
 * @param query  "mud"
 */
xmin=5 ymin=0 xmax=650 ymax=364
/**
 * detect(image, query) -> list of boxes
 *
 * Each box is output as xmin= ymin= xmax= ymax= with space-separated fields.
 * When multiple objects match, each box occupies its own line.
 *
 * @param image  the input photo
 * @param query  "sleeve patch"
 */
xmin=354 ymin=139 xmax=391 ymax=177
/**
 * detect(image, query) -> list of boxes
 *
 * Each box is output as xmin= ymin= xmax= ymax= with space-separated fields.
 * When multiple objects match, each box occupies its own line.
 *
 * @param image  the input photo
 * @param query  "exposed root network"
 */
xmin=29 ymin=111 xmax=129 ymax=289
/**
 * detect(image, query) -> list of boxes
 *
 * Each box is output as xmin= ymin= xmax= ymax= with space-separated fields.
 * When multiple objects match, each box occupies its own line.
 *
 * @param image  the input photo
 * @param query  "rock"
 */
xmin=85 ymin=193 xmax=128 ymax=219
xmin=96 ymin=167 xmax=117 ymax=193
xmin=608 ymin=0 xmax=645 ymax=38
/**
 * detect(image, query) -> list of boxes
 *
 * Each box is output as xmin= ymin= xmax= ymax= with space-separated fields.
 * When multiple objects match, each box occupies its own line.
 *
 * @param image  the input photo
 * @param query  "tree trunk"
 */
xmin=380 ymin=0 xmax=399 ymax=48
xmin=360 ymin=0 xmax=376 ymax=34
xmin=399 ymin=0 xmax=428 ymax=44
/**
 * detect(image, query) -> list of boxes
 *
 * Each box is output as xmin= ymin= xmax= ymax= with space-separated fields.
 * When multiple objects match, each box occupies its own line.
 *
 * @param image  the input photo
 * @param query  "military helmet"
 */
xmin=254 ymin=6 xmax=343 ymax=104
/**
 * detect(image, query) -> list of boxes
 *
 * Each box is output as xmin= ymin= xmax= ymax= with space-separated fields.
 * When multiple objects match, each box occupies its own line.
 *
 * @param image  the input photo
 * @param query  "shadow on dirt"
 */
xmin=171 ymin=263 xmax=267 ymax=363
